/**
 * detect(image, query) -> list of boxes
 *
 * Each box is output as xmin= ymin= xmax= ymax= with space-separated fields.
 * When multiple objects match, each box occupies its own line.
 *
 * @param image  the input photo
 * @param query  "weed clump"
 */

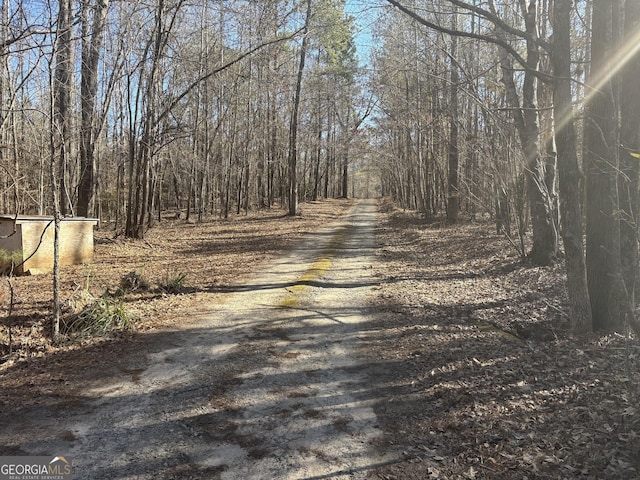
xmin=61 ymin=293 xmax=136 ymax=338
xmin=159 ymin=270 xmax=188 ymax=294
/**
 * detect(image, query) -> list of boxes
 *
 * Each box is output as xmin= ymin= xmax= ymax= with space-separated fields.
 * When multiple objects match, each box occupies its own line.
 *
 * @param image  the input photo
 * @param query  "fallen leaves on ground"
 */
xmin=1 ymin=200 xmax=638 ymax=480
xmin=365 ymin=207 xmax=640 ymax=479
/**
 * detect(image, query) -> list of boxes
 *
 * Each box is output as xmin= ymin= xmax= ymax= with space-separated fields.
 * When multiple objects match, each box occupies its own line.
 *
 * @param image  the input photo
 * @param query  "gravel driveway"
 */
xmin=1 ymin=199 xmax=397 ymax=479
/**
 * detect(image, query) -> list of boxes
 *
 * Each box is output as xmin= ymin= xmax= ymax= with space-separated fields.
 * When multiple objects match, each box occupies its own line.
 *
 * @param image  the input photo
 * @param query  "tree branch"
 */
xmin=157 ymin=30 xmax=303 ymax=126
xmin=383 ymin=0 xmax=553 ymax=84
xmin=447 ymin=0 xmax=550 ymax=51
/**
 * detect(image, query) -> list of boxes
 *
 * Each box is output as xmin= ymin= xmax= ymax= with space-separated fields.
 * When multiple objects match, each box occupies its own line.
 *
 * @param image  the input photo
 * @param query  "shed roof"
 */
xmin=0 ymin=215 xmax=99 ymax=224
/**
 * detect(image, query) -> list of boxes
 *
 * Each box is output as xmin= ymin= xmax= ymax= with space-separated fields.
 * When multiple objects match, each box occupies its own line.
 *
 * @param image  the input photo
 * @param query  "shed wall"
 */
xmin=21 ymin=221 xmax=55 ymax=274
xmin=0 ymin=218 xmax=98 ymax=274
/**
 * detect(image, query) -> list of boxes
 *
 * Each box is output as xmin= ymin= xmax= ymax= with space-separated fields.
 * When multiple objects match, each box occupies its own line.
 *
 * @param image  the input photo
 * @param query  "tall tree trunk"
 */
xmin=324 ymin=106 xmax=335 ymax=200
xmin=50 ymin=140 xmax=62 ymax=341
xmin=341 ymin=149 xmax=349 ymax=198
xmin=125 ymin=89 xmax=138 ymax=238
xmin=50 ymin=16 xmax=68 ymax=340
xmin=78 ymin=0 xmax=110 ymax=218
xmin=126 ymin=0 xmax=167 ymax=238
xmin=446 ymin=10 xmax=459 ymax=223
xmin=522 ymin=0 xmax=557 ymax=265
xmin=618 ymin=0 xmax=640 ymax=312
xmin=269 ymin=88 xmax=277 ymax=208
xmin=288 ymin=0 xmax=312 ymax=216
xmin=493 ymin=0 xmax=557 ymax=264
xmin=551 ymin=0 xmax=592 ymax=334
xmin=585 ymin=0 xmax=629 ymax=332
xmin=53 ymin=0 xmax=74 ymax=216
xmin=312 ymin=112 xmax=323 ymax=202
xmin=0 ymin=0 xmax=9 ymax=213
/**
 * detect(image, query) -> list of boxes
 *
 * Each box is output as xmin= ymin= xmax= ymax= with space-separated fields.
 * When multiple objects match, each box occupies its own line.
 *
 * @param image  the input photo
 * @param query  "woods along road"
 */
xmin=1 ymin=199 xmax=400 ymax=479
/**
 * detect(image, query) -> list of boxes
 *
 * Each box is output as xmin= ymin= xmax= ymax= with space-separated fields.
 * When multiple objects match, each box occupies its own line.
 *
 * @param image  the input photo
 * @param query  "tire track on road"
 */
xmin=202 ymin=200 xmax=393 ymax=479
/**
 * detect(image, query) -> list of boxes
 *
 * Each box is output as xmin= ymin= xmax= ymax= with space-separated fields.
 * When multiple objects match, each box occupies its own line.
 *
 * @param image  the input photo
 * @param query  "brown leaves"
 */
xmin=364 ymin=209 xmax=640 ymax=479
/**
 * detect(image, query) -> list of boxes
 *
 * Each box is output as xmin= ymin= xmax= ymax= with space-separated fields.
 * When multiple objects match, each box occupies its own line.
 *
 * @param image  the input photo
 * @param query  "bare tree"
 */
xmin=550 ymin=0 xmax=591 ymax=334
xmin=288 ymin=0 xmax=312 ymax=216
xmin=618 ymin=0 xmax=640 ymax=311
xmin=77 ymin=0 xmax=110 ymax=217
xmin=381 ymin=0 xmax=593 ymax=330
xmin=53 ymin=0 xmax=74 ymax=216
xmin=446 ymin=7 xmax=459 ymax=223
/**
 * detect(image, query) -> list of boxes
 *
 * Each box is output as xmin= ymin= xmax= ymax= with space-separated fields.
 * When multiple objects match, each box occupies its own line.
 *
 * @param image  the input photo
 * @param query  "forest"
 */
xmin=1 ymin=0 xmax=639 ymax=337
xmin=1 ymin=0 xmax=640 ymax=477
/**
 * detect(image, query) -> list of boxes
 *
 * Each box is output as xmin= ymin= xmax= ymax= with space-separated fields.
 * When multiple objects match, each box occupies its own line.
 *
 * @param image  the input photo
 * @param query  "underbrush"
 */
xmin=158 ymin=270 xmax=188 ymax=294
xmin=0 ymin=249 xmax=22 ymax=276
xmin=61 ymin=291 xmax=136 ymax=339
xmin=60 ymin=288 xmax=136 ymax=339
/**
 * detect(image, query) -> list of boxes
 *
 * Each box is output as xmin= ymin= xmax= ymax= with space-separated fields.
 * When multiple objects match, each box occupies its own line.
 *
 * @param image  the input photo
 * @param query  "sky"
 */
xmin=345 ymin=0 xmax=383 ymax=66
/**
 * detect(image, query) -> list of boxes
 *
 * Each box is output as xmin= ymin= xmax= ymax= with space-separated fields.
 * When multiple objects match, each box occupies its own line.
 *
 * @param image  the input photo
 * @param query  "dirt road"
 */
xmin=1 ymin=200 xmax=398 ymax=479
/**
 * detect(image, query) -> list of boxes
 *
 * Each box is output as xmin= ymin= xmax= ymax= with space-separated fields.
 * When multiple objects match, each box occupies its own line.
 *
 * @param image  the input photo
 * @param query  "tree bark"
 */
xmin=585 ymin=0 xmax=628 ymax=332
xmin=618 ymin=0 xmax=640 ymax=311
xmin=551 ymin=0 xmax=592 ymax=334
xmin=446 ymin=9 xmax=460 ymax=223
xmin=53 ymin=0 xmax=74 ymax=216
xmin=78 ymin=0 xmax=110 ymax=218
xmin=288 ymin=0 xmax=312 ymax=216
xmin=493 ymin=0 xmax=557 ymax=264
xmin=521 ymin=0 xmax=557 ymax=265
